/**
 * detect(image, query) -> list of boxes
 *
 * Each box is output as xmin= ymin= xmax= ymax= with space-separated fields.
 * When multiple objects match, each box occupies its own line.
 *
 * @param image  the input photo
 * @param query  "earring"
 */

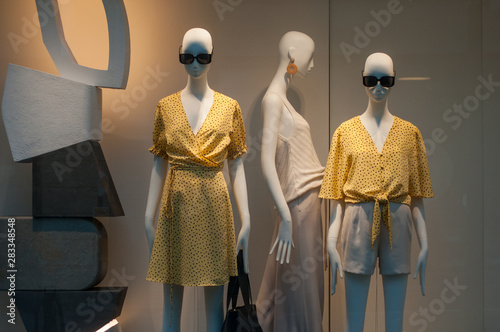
xmin=287 ymin=57 xmax=298 ymax=75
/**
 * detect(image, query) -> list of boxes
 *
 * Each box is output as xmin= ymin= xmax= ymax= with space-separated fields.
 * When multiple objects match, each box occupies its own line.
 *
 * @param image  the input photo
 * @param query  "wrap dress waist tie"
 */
xmin=165 ymin=164 xmax=224 ymax=219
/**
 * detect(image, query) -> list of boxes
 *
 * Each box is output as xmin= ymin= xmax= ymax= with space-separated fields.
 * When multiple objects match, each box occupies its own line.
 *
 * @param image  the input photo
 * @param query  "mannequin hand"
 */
xmin=270 ymin=220 xmax=294 ymax=264
xmin=328 ymin=237 xmax=343 ymax=295
xmin=413 ymin=245 xmax=428 ymax=296
xmin=236 ymin=223 xmax=250 ymax=274
xmin=145 ymin=221 xmax=155 ymax=260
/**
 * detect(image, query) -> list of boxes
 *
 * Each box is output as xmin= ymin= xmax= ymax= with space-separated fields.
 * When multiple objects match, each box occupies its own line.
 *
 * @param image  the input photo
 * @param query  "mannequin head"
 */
xmin=180 ymin=28 xmax=213 ymax=79
xmin=363 ymin=52 xmax=395 ymax=103
xmin=279 ymin=31 xmax=315 ymax=78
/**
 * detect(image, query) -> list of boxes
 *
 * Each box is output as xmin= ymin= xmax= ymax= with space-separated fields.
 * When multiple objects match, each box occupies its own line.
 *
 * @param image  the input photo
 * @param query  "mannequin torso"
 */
xmin=359 ymin=111 xmax=394 ymax=154
xmin=264 ymin=91 xmax=295 ymax=139
xmin=180 ymin=86 xmax=214 ymax=135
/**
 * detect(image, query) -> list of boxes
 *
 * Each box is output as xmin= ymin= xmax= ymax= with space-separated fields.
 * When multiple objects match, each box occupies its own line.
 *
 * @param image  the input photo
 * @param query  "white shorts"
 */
xmin=341 ymin=202 xmax=412 ymax=275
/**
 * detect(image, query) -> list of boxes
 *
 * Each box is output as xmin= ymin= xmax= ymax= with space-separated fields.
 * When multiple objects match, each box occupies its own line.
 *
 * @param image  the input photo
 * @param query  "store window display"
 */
xmin=144 ymin=28 xmax=251 ymax=332
xmin=256 ymin=31 xmax=325 ymax=332
xmin=320 ymin=53 xmax=433 ymax=332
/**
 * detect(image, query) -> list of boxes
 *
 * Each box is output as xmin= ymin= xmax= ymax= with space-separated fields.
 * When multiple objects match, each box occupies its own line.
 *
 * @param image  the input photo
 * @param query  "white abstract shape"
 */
xmin=36 ymin=0 xmax=130 ymax=89
xmin=2 ymin=64 xmax=102 ymax=162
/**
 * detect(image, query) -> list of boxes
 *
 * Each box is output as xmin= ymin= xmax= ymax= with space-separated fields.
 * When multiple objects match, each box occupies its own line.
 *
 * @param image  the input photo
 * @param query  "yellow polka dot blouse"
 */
xmin=146 ymin=91 xmax=247 ymax=286
xmin=319 ymin=116 xmax=433 ymax=249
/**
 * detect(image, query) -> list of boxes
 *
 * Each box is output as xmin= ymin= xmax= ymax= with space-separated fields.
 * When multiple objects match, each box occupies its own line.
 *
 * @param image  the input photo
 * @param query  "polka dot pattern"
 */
xmin=319 ymin=116 xmax=433 ymax=249
xmin=146 ymin=91 xmax=247 ymax=286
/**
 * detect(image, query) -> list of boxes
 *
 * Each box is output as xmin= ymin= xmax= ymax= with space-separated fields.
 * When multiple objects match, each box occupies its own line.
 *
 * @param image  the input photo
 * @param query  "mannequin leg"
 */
xmin=382 ymin=274 xmax=408 ymax=332
xmin=345 ymin=272 xmax=371 ymax=332
xmin=204 ymin=285 xmax=224 ymax=332
xmin=162 ymin=284 xmax=184 ymax=332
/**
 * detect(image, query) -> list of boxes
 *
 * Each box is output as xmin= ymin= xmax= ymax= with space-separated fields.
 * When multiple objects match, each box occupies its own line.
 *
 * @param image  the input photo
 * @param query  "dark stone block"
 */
xmin=16 ymin=287 xmax=127 ymax=332
xmin=0 ymin=217 xmax=107 ymax=290
xmin=32 ymin=140 xmax=124 ymax=217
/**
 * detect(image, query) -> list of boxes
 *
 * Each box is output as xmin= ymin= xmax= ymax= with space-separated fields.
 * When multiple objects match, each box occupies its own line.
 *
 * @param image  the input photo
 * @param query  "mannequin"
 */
xmin=320 ymin=53 xmax=433 ymax=332
xmin=144 ymin=28 xmax=251 ymax=332
xmin=256 ymin=31 xmax=325 ymax=332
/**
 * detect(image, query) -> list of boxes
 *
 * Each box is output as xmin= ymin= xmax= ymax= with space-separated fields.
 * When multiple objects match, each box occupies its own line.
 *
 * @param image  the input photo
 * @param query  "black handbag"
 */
xmin=221 ymin=250 xmax=263 ymax=332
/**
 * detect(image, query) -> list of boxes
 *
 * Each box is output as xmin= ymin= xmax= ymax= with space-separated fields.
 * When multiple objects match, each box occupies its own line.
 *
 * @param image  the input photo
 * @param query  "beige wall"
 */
xmin=482 ymin=1 xmax=500 ymax=331
xmin=1 ymin=0 xmax=498 ymax=331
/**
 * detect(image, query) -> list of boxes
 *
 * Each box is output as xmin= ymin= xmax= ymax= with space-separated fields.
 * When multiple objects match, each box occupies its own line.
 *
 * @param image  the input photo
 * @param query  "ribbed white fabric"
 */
xmin=275 ymin=102 xmax=324 ymax=202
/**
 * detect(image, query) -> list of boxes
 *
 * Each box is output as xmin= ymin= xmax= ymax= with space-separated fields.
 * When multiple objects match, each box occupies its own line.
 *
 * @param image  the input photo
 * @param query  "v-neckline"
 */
xmin=357 ymin=115 xmax=397 ymax=155
xmin=178 ymin=90 xmax=216 ymax=138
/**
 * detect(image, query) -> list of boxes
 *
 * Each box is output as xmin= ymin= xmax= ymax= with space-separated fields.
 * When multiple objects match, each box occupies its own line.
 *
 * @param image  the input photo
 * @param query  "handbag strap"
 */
xmin=226 ymin=277 xmax=236 ymax=309
xmin=226 ymin=250 xmax=253 ymax=310
xmin=236 ymin=250 xmax=252 ymax=307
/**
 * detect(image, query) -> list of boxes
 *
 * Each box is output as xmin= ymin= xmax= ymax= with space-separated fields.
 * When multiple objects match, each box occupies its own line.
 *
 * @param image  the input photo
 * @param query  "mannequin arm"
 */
xmin=144 ymin=155 xmax=168 ymax=259
xmin=261 ymin=93 xmax=294 ymax=264
xmin=228 ymin=157 xmax=251 ymax=274
xmin=411 ymin=197 xmax=428 ymax=296
xmin=328 ymin=199 xmax=344 ymax=295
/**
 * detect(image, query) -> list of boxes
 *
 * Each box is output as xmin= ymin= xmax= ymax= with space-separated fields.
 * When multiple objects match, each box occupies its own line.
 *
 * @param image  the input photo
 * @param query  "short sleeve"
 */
xmin=227 ymin=102 xmax=247 ymax=160
xmin=408 ymin=127 xmax=434 ymax=198
xmin=149 ymin=103 xmax=168 ymax=159
xmin=319 ymin=127 xmax=348 ymax=200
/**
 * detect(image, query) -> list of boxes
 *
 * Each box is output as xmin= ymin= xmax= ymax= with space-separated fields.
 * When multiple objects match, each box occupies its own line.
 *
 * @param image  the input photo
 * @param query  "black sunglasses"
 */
xmin=362 ymin=71 xmax=396 ymax=87
xmin=179 ymin=46 xmax=213 ymax=65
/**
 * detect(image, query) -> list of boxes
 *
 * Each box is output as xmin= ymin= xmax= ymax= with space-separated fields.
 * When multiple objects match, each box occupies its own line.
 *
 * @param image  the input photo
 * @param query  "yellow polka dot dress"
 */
xmin=146 ymin=91 xmax=247 ymax=286
xmin=319 ymin=116 xmax=433 ymax=249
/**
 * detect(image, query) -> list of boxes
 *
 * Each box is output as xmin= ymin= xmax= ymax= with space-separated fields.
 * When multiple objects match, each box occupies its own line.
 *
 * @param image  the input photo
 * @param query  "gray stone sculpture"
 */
xmin=0 ymin=1 xmax=131 ymax=331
